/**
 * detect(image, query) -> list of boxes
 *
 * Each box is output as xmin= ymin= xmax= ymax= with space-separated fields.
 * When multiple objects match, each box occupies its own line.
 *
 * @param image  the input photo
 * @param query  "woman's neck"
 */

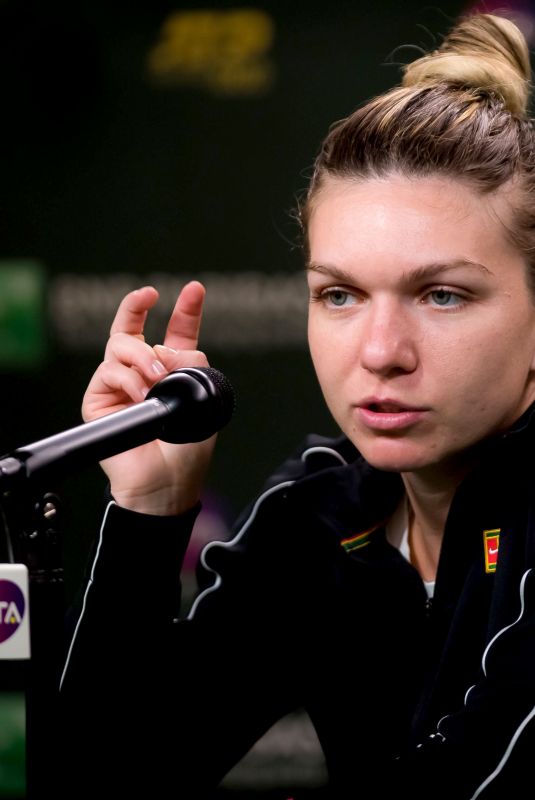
xmin=401 ymin=463 xmax=471 ymax=582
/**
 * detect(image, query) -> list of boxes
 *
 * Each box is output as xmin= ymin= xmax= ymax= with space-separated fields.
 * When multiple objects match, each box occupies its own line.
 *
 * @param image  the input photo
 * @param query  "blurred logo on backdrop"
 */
xmin=147 ymin=8 xmax=275 ymax=95
xmin=0 ymin=260 xmax=45 ymax=367
xmin=49 ymin=271 xmax=308 ymax=352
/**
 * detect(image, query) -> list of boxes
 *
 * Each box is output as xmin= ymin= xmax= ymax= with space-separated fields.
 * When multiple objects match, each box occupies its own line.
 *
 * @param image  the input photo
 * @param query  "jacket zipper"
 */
xmin=425 ymin=597 xmax=433 ymax=618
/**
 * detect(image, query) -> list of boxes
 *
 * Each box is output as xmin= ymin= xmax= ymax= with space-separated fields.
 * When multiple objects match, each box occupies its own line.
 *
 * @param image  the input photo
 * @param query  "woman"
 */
xmin=60 ymin=12 xmax=535 ymax=799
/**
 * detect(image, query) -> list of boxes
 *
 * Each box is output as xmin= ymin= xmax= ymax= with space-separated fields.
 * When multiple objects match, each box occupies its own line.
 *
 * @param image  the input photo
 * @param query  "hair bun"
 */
xmin=402 ymin=13 xmax=531 ymax=115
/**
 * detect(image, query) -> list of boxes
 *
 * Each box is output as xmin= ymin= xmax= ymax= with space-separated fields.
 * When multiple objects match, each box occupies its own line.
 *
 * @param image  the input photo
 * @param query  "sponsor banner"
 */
xmin=0 ymin=565 xmax=30 ymax=660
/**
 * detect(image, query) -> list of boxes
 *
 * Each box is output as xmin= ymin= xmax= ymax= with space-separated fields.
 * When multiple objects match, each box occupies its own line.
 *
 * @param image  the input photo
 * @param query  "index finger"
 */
xmin=164 ymin=281 xmax=206 ymax=350
xmin=110 ymin=286 xmax=160 ymax=338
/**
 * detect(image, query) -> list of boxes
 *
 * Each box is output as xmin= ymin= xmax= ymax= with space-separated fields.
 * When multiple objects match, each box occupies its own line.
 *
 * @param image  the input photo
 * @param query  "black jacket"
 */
xmin=60 ymin=407 xmax=535 ymax=798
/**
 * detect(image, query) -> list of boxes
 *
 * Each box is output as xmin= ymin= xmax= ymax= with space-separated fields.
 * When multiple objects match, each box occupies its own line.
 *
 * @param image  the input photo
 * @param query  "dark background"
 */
xmin=1 ymin=0 xmax=531 ymax=795
xmin=0 ymin=0 xmax=480 ymax=593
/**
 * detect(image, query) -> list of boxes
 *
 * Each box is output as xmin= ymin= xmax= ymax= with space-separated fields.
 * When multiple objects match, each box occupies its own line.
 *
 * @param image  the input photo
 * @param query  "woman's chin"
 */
xmin=353 ymin=437 xmax=432 ymax=474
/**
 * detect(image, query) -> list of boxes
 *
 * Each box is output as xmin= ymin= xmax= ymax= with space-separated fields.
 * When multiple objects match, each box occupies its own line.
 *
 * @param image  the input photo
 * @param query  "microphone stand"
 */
xmin=0 ymin=456 xmax=64 ymax=800
xmin=0 ymin=367 xmax=234 ymax=798
xmin=0 ymin=372 xmax=187 ymax=796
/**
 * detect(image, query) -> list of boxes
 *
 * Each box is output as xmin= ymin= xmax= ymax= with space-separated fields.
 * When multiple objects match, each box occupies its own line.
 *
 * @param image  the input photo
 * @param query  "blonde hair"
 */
xmin=403 ymin=14 xmax=530 ymax=115
xmin=301 ymin=13 xmax=535 ymax=283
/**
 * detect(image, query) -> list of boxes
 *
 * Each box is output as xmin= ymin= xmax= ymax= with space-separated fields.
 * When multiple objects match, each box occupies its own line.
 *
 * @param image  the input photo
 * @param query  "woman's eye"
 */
xmin=323 ymin=288 xmax=353 ymax=307
xmin=427 ymin=288 xmax=462 ymax=308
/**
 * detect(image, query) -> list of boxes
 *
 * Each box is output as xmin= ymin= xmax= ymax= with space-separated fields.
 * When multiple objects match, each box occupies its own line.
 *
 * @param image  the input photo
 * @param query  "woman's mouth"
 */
xmin=356 ymin=400 xmax=428 ymax=431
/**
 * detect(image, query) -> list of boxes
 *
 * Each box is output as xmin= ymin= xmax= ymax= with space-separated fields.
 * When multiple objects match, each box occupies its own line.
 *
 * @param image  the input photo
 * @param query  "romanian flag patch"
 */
xmin=341 ymin=526 xmax=377 ymax=553
xmin=483 ymin=529 xmax=500 ymax=574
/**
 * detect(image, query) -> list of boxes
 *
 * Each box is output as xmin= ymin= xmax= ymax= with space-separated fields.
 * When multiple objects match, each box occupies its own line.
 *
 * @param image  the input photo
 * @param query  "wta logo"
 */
xmin=0 ymin=579 xmax=25 ymax=644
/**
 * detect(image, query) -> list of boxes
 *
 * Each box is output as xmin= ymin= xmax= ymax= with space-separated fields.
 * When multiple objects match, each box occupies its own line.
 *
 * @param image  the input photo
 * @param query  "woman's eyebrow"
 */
xmin=306 ymin=263 xmax=357 ymax=283
xmin=306 ymin=259 xmax=493 ymax=284
xmin=404 ymin=259 xmax=494 ymax=283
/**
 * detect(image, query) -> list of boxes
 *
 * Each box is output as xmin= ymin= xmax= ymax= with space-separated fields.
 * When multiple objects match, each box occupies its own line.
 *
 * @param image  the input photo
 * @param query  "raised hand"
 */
xmin=82 ymin=281 xmax=216 ymax=515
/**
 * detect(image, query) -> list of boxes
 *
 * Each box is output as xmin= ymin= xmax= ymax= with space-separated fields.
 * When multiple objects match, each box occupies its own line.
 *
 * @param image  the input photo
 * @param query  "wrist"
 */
xmin=110 ymin=485 xmax=201 ymax=517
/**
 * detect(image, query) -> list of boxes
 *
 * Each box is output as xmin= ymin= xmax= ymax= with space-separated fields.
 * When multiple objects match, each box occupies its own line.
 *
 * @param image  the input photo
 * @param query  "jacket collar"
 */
xmin=288 ymin=399 xmax=535 ymax=544
xmin=289 ymin=452 xmax=403 ymax=541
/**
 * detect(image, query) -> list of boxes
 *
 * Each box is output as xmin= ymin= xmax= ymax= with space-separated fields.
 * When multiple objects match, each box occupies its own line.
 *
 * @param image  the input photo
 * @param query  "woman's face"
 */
xmin=307 ymin=174 xmax=535 ymax=475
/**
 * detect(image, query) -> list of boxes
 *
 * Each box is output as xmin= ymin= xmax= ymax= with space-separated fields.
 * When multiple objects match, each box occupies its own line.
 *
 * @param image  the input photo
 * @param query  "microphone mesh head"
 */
xmin=198 ymin=367 xmax=236 ymax=426
xmin=147 ymin=365 xmax=236 ymax=442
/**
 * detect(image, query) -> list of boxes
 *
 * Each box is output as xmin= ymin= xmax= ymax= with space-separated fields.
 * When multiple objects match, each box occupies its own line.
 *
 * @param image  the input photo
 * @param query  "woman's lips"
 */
xmin=356 ymin=400 xmax=428 ymax=431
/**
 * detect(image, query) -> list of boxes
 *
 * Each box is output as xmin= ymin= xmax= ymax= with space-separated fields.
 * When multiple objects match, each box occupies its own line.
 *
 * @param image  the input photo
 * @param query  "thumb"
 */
xmin=153 ymin=344 xmax=209 ymax=372
xmin=153 ymin=344 xmax=178 ymax=368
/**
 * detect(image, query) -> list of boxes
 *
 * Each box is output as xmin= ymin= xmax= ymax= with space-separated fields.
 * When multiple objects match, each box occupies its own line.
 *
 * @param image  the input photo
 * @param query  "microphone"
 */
xmin=0 ymin=367 xmax=235 ymax=486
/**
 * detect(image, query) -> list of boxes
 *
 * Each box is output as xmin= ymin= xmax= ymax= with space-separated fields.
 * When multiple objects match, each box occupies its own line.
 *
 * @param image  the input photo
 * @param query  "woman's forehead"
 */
xmin=307 ymin=173 xmax=522 ymax=268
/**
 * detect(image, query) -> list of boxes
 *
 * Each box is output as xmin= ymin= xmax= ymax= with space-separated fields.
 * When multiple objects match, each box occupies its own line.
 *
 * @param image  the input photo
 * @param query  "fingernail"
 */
xmin=152 ymin=360 xmax=166 ymax=376
xmin=140 ymin=385 xmax=149 ymax=399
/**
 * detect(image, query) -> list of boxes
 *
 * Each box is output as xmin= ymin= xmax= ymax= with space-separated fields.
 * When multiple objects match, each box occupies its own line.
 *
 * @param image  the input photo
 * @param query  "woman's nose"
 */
xmin=359 ymin=301 xmax=418 ymax=377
